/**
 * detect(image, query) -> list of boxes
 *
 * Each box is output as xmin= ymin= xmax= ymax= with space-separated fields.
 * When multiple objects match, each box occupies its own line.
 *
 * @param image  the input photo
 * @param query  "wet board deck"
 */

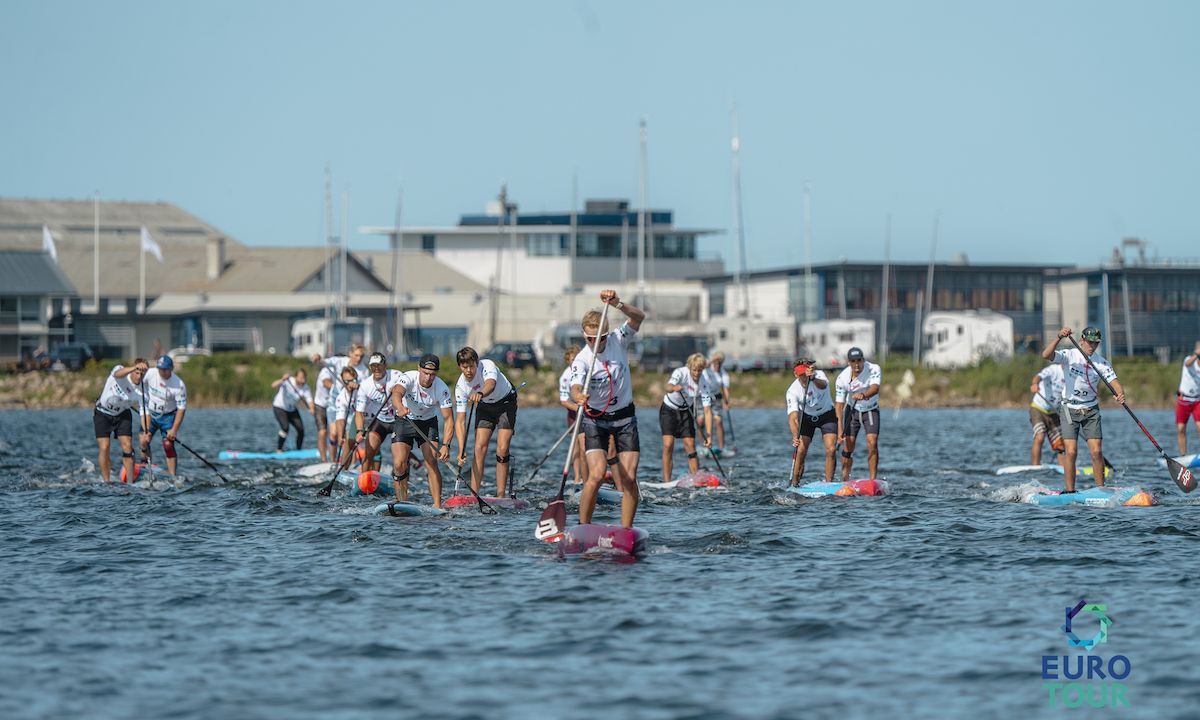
xmin=372 ymin=501 xmax=447 ymax=517
xmin=642 ymin=471 xmax=724 ymax=490
xmin=443 ymin=495 xmax=529 ymax=510
xmin=558 ymin=523 xmax=649 ymax=558
xmin=785 ymin=479 xmax=889 ymax=498
xmin=218 ymin=449 xmax=320 ymax=461
xmin=1025 ymin=486 xmax=1154 ymax=507
xmin=571 ymin=486 xmax=623 ymax=505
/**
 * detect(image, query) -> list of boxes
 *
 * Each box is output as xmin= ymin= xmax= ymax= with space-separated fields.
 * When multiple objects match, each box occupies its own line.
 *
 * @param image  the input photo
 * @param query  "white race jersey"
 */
xmin=558 ymin=366 xmax=573 ymax=403
xmin=334 ymin=387 xmax=357 ymax=422
xmin=1032 ymin=364 xmax=1066 ymax=412
xmin=314 ymin=367 xmax=334 ymax=407
xmin=1054 ymin=348 xmax=1116 ymax=409
xmin=95 ymin=365 xmax=144 ymax=416
xmin=141 ymin=368 xmax=187 ymax=416
xmin=454 ymin=359 xmax=514 ymax=413
xmin=272 ymin=379 xmax=313 ymax=412
xmin=834 ymin=361 xmax=882 ymax=412
xmin=662 ymin=366 xmax=716 ymax=410
xmin=786 ymin=371 xmax=834 ymax=416
xmin=324 ymin=356 xmax=367 ymax=405
xmin=702 ymin=367 xmax=730 ymax=400
xmin=570 ymin=321 xmax=637 ymax=414
xmin=397 ymin=370 xmax=453 ymax=422
xmin=1180 ymin=358 xmax=1200 ymax=401
xmin=354 ymin=369 xmax=405 ymax=423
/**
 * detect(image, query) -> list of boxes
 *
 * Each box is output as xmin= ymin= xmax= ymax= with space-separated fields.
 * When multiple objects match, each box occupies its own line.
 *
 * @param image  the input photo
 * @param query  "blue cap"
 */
xmin=156 ymin=355 xmax=174 ymax=370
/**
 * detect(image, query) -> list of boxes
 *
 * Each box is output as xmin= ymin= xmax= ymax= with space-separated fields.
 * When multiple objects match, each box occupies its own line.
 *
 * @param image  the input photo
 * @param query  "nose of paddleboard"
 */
xmin=1123 ymin=491 xmax=1155 ymax=507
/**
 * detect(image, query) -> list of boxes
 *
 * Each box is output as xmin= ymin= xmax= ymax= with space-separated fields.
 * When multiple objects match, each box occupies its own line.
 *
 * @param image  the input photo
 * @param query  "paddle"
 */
xmin=453 ymin=401 xmax=476 ymax=495
xmin=789 ymin=372 xmax=812 ymax=487
xmin=522 ymin=424 xmax=574 ymax=487
xmin=1034 ymin=389 xmax=1113 ymax=471
xmin=172 ymin=437 xmax=232 ymax=483
xmin=404 ymin=411 xmax=495 ymax=515
xmin=138 ymin=377 xmax=155 ymax=484
xmin=535 ymin=302 xmax=610 ymax=542
xmin=725 ymin=406 xmax=738 ymax=455
xmin=684 ymin=402 xmax=729 ymax=486
xmin=1066 ymin=334 xmax=1195 ymax=493
xmin=505 ymin=382 xmax=528 ymax=498
xmin=318 ymin=385 xmax=384 ymax=497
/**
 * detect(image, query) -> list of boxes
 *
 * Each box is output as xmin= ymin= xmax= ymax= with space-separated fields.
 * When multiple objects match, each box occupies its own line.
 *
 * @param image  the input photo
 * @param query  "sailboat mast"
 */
xmin=880 ymin=214 xmax=891 ymax=361
xmin=637 ymin=118 xmax=647 ymax=306
xmin=340 ymin=191 xmax=349 ymax=322
xmin=391 ymin=184 xmax=404 ymax=358
xmin=732 ymin=107 xmax=749 ymax=317
xmin=323 ymin=164 xmax=333 ymax=353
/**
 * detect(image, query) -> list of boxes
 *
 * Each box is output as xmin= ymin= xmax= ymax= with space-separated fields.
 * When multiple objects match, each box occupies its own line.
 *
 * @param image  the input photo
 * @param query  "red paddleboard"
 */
xmin=443 ymin=495 xmax=529 ymax=510
xmin=644 ymin=471 xmax=723 ymax=489
xmin=558 ymin=524 xmax=649 ymax=558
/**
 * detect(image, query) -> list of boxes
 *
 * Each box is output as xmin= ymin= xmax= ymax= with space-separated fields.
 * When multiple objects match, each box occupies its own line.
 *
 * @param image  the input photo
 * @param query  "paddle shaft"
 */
xmin=522 ymin=422 xmax=574 ymax=486
xmin=319 ymin=385 xmax=394 ymax=496
xmin=683 ymin=402 xmax=728 ymax=484
xmin=790 ymin=375 xmax=812 ymax=485
xmin=454 ymin=401 xmax=476 ymax=494
xmin=172 ymin=437 xmax=231 ymax=483
xmin=404 ymin=410 xmax=494 ymax=514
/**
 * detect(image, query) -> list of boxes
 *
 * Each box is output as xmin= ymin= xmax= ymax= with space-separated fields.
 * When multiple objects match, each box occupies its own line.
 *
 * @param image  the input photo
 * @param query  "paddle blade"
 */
xmin=1169 ymin=457 xmax=1196 ymax=493
xmin=535 ymin=497 xmax=566 ymax=542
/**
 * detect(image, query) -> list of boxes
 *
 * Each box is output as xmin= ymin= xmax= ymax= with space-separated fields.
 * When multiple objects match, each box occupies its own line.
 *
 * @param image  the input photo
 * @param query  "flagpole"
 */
xmin=93 ymin=192 xmax=99 ymax=311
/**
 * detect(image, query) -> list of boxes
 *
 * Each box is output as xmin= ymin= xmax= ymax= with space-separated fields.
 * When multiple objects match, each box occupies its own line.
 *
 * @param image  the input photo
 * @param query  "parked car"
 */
xmin=482 ymin=342 xmax=539 ymax=370
xmin=50 ymin=342 xmax=96 ymax=372
xmin=167 ymin=346 xmax=212 ymax=365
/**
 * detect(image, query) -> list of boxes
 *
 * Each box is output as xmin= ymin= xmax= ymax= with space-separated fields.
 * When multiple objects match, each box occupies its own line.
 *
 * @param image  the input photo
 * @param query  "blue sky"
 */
xmin=2 ymin=1 xmax=1197 ymax=270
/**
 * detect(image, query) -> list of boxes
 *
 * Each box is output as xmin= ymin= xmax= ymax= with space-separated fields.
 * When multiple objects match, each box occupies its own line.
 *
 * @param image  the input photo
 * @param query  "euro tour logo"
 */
xmin=1041 ymin=600 xmax=1131 ymax=709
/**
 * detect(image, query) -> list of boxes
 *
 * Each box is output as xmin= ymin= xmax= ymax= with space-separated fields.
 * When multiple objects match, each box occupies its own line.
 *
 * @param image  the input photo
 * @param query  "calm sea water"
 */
xmin=2 ymin=406 xmax=1199 ymax=719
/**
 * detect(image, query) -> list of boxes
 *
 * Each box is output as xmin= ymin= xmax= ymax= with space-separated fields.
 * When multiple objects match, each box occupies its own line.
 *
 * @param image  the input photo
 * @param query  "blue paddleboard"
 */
xmin=218 ymin=448 xmax=320 ymax=461
xmin=1026 ymin=486 xmax=1154 ymax=507
xmin=372 ymin=501 xmax=446 ymax=517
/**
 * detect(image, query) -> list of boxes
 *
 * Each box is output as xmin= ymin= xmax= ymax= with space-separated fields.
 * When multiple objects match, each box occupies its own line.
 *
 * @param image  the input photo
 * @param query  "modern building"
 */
xmin=0 ymin=250 xmax=75 ymax=364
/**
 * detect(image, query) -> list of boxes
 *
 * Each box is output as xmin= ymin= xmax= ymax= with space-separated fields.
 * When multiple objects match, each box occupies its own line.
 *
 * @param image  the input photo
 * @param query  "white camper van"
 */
xmin=922 ymin=310 xmax=1013 ymax=368
xmin=800 ymin=319 xmax=875 ymax=367
xmin=707 ymin=316 xmax=795 ymax=371
xmin=292 ymin=317 xmax=373 ymax=358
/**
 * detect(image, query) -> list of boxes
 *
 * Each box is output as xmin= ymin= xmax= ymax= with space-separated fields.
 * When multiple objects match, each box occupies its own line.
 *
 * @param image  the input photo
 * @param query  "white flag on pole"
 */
xmin=140 ymin=226 xmax=163 ymax=263
xmin=41 ymin=224 xmax=58 ymax=261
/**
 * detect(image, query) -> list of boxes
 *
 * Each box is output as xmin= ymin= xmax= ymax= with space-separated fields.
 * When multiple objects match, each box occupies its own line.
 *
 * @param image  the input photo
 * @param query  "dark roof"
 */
xmin=0 ymin=251 xmax=76 ymax=296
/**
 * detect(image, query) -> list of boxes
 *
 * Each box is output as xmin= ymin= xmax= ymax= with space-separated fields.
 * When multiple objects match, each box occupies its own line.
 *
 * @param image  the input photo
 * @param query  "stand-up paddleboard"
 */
xmin=336 ymin=470 xmax=393 ymax=497
xmin=1050 ymin=465 xmax=1113 ymax=478
xmin=643 ymin=471 xmax=723 ymax=489
xmin=219 ymin=448 xmax=320 ymax=461
xmin=996 ymin=464 xmax=1112 ymax=478
xmin=786 ymin=479 xmax=889 ymax=498
xmin=1025 ymin=486 xmax=1155 ymax=507
xmin=372 ymin=501 xmax=446 ymax=517
xmin=699 ymin=446 xmax=736 ymax=459
xmin=558 ymin=523 xmax=648 ymax=558
xmin=443 ymin=495 xmax=529 ymax=510
xmin=1158 ymin=453 xmax=1200 ymax=470
xmin=297 ymin=462 xmax=337 ymax=477
xmin=571 ymin=485 xmax=623 ymax=505
xmin=120 ymin=463 xmax=166 ymax=483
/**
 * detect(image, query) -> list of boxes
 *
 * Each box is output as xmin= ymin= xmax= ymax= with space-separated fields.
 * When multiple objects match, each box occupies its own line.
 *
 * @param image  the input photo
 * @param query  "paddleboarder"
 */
xmin=658 ymin=353 xmax=715 ymax=484
xmin=391 ymin=354 xmax=452 ymax=507
xmin=312 ymin=363 xmax=335 ymax=462
xmin=1041 ymin=326 xmax=1125 ymax=492
xmin=1176 ymin=341 xmax=1200 ymax=454
xmin=271 ymin=369 xmax=315 ymax=452
xmin=834 ymin=347 xmax=881 ymax=481
xmin=1029 ymin=363 xmax=1067 ymax=467
xmin=140 ymin=355 xmax=188 ymax=475
xmin=354 ymin=353 xmax=405 ymax=474
xmin=558 ymin=345 xmax=587 ymax=485
xmin=700 ymin=352 xmax=732 ymax=454
xmin=453 ymin=347 xmax=518 ymax=498
xmin=787 ymin=359 xmax=838 ymax=485
xmin=93 ymin=358 xmax=149 ymax=482
xmin=571 ymin=289 xmax=645 ymax=528
xmin=329 ymin=366 xmax=360 ymax=464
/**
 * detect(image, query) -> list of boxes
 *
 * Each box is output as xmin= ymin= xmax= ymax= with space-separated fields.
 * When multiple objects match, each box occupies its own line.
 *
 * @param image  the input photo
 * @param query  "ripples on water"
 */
xmin=2 ymin=407 xmax=1199 ymax=719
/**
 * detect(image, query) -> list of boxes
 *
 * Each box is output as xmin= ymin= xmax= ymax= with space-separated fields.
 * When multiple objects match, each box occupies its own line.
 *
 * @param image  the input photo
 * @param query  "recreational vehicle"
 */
xmin=800 ymin=319 xmax=875 ymax=367
xmin=707 ymin=316 xmax=795 ymax=371
xmin=921 ymin=310 xmax=1013 ymax=368
xmin=291 ymin=317 xmax=373 ymax=358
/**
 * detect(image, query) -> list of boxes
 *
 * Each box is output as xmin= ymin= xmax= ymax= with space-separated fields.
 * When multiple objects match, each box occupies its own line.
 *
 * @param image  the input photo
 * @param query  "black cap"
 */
xmin=847 ymin=347 xmax=865 ymax=361
xmin=418 ymin=353 xmax=440 ymax=371
xmin=1081 ymin=326 xmax=1102 ymax=342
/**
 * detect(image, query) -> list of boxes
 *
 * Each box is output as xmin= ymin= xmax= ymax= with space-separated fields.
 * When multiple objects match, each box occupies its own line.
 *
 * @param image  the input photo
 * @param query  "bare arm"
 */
xmin=1042 ymin=327 xmax=1071 ymax=361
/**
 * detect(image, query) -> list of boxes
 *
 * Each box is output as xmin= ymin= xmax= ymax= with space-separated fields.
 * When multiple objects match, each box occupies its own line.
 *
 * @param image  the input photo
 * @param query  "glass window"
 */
xmin=708 ymin=284 xmax=726 ymax=317
xmin=421 ymin=234 xmax=436 ymax=253
xmin=19 ymin=298 xmax=39 ymax=322
xmin=526 ymin=234 xmax=565 ymax=257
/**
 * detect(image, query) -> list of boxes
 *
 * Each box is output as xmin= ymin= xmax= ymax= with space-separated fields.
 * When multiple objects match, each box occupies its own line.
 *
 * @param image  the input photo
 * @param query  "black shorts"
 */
xmin=93 ymin=407 xmax=133 ymax=438
xmin=841 ymin=408 xmax=881 ymax=438
xmin=799 ymin=409 xmax=838 ymax=438
xmin=658 ymin=403 xmax=695 ymax=438
xmin=583 ymin=415 xmax=640 ymax=455
xmin=393 ymin=416 xmax=440 ymax=448
xmin=476 ymin=392 xmax=518 ymax=431
xmin=314 ymin=404 xmax=328 ymax=431
xmin=367 ymin=420 xmax=395 ymax=440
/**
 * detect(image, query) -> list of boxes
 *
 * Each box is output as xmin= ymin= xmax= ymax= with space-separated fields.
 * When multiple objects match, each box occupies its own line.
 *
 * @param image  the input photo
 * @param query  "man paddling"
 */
xmin=140 ymin=355 xmax=187 ymax=475
xmin=1041 ymin=326 xmax=1125 ymax=493
xmin=453 ymin=347 xmax=519 ymax=498
xmin=558 ymin=345 xmax=587 ymax=485
xmin=571 ymin=289 xmax=645 ymax=529
xmin=93 ymin=358 xmax=148 ymax=482
xmin=1176 ymin=340 xmax=1200 ymax=454
xmin=330 ymin=366 xmax=360 ymax=464
xmin=271 ymin=369 xmax=315 ymax=452
xmin=314 ymin=343 xmax=368 ymax=460
xmin=787 ymin=359 xmax=838 ymax=486
xmin=1029 ymin=363 xmax=1067 ymax=468
xmin=354 ymin=353 xmax=405 ymax=474
xmin=834 ymin=347 xmax=881 ymax=481
xmin=700 ymin=352 xmax=732 ymax=454
xmin=658 ymin=353 xmax=715 ymax=484
xmin=391 ymin=354 xmax=453 ymax=507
